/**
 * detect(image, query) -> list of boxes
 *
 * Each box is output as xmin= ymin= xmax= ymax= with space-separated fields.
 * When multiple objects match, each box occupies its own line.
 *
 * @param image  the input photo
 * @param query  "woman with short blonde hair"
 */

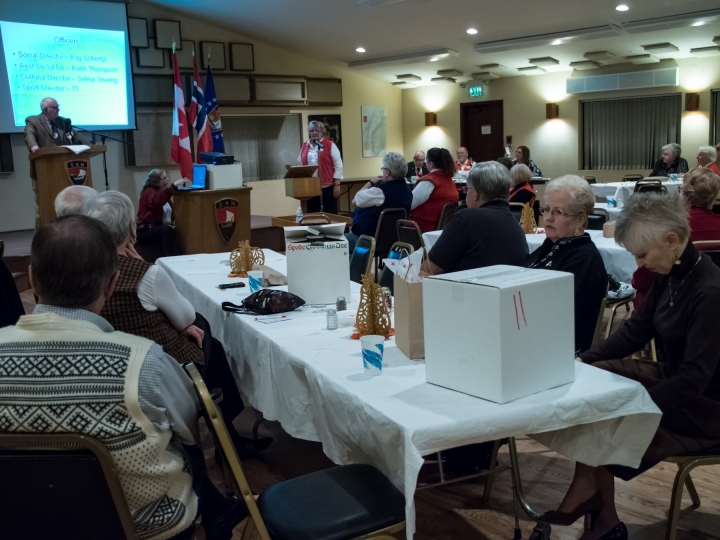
xmin=508 ymin=164 xmax=536 ymax=205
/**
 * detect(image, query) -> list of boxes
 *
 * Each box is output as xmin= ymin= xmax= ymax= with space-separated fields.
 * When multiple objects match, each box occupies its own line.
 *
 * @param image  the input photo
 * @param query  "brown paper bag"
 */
xmin=394 ymin=273 xmax=425 ymax=359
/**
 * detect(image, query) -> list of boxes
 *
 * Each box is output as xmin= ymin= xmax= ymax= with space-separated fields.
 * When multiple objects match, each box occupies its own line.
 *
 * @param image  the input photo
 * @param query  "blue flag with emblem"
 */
xmin=204 ymin=65 xmax=225 ymax=153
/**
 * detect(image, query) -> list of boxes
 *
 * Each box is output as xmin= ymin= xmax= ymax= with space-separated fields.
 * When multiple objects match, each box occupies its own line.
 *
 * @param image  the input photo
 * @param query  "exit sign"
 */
xmin=469 ymin=85 xmax=483 ymax=97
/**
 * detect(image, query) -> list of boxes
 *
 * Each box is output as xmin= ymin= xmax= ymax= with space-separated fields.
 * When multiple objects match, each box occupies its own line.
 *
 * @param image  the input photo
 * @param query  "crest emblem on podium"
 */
xmin=67 ymin=161 xmax=89 ymax=186
xmin=215 ymin=198 xmax=239 ymax=243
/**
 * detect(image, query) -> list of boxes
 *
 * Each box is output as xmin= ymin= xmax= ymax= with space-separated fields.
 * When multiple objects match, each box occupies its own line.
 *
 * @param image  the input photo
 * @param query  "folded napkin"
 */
xmin=253 ymin=264 xmax=287 ymax=286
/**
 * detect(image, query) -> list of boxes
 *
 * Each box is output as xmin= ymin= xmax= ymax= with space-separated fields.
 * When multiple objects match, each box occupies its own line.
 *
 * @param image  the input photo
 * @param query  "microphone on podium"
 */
xmin=65 ymin=118 xmax=73 ymax=143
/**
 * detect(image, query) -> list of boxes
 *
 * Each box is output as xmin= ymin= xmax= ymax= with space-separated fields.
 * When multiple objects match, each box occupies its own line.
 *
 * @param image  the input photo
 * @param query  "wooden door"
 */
xmin=460 ymin=101 xmax=504 ymax=164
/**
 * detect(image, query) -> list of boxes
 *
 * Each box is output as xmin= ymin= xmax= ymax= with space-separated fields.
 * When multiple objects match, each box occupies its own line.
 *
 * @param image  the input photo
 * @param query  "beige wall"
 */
xmin=0 ymin=1 xmax=403 ymax=232
xmin=403 ymin=58 xmax=720 ymax=186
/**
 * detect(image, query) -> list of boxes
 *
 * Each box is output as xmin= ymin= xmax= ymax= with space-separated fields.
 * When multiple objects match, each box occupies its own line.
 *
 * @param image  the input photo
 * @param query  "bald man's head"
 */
xmin=413 ymin=151 xmax=425 ymax=170
xmin=40 ymin=98 xmax=59 ymax=121
xmin=457 ymin=147 xmax=469 ymax=163
xmin=55 ymin=185 xmax=99 ymax=218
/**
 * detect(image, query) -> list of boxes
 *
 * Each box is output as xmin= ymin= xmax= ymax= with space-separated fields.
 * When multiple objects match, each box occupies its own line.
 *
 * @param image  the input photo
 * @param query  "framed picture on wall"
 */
xmin=308 ymin=114 xmax=343 ymax=158
xmin=136 ymin=39 xmax=165 ymax=68
xmin=229 ymin=43 xmax=254 ymax=71
xmin=128 ymin=17 xmax=149 ymax=48
xmin=176 ymin=40 xmax=196 ymax=69
xmin=154 ymin=19 xmax=182 ymax=50
xmin=201 ymin=41 xmax=226 ymax=70
xmin=361 ymin=106 xmax=387 ymax=157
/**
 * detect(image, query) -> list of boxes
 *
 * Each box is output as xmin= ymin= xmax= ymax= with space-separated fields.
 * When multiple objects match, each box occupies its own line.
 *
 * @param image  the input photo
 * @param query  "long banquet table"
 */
xmin=591 ymin=179 xmax=681 ymax=206
xmin=159 ymin=251 xmax=660 ymax=538
xmin=423 ymin=229 xmax=637 ymax=282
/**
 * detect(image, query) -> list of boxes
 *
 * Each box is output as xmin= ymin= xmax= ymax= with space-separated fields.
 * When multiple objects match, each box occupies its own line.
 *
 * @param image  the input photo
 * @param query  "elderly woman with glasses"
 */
xmin=541 ymin=193 xmax=720 ymax=540
xmin=298 ymin=120 xmax=344 ymax=214
xmin=528 ymin=175 xmax=608 ymax=353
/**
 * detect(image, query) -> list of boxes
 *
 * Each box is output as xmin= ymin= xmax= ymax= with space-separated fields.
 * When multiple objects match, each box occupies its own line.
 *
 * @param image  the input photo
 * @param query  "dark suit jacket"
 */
xmin=405 ymin=162 xmax=429 ymax=180
xmin=24 ymin=114 xmax=76 ymax=151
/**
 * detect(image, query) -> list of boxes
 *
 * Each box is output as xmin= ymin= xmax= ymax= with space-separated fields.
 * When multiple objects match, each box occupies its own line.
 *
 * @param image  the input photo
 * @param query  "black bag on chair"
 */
xmin=222 ymin=290 xmax=305 ymax=316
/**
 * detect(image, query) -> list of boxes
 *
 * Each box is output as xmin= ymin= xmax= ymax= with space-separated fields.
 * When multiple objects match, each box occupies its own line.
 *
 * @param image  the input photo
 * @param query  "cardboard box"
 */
xmin=206 ymin=163 xmax=243 ymax=190
xmin=394 ymin=274 xmax=424 ymax=359
xmin=423 ymin=265 xmax=575 ymax=403
xmin=284 ymin=224 xmax=351 ymax=305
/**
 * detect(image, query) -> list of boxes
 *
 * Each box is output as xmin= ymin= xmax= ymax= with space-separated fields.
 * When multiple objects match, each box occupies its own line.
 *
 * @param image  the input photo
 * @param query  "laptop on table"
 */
xmin=177 ymin=164 xmax=207 ymax=191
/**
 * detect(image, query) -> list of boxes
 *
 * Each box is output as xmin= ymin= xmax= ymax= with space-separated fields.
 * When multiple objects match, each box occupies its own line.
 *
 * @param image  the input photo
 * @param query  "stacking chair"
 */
xmin=694 ymin=240 xmax=720 ymax=267
xmin=377 ymin=242 xmax=414 ymax=294
xmin=604 ymin=293 xmax=635 ymax=338
xmin=622 ymin=173 xmax=644 ymax=182
xmin=582 ymin=176 xmax=597 ymax=184
xmin=662 ymin=449 xmax=720 ymax=540
xmin=349 ymin=235 xmax=375 ymax=284
xmin=372 ymin=208 xmax=407 ymax=277
xmin=183 ymin=363 xmax=406 ymax=540
xmin=634 ymin=180 xmax=667 ymax=194
xmin=437 ymin=201 xmax=458 ymax=230
xmin=587 ymin=208 xmax=608 ymax=231
xmin=0 ymin=433 xmax=140 ymax=540
xmin=508 ymin=202 xmax=524 ymax=222
xmin=396 ymin=219 xmax=425 ymax=251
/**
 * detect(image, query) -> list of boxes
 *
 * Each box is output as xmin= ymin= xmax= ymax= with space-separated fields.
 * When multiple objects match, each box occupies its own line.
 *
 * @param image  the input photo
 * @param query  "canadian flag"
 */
xmin=170 ymin=50 xmax=193 ymax=179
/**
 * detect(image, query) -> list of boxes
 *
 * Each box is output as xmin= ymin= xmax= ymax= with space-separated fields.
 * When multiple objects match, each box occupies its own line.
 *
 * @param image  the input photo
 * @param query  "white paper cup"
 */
xmin=248 ymin=270 xmax=263 ymax=293
xmin=360 ymin=335 xmax=384 ymax=376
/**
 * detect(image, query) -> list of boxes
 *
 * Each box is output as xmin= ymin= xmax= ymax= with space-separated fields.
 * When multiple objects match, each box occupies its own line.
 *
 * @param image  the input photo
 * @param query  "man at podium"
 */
xmin=298 ymin=120 xmax=343 ymax=214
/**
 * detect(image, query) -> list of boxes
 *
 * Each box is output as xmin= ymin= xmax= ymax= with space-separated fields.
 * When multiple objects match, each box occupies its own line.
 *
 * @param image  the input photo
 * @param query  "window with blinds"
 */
xmin=580 ymin=94 xmax=682 ymax=170
xmin=222 ymin=115 xmax=302 ymax=181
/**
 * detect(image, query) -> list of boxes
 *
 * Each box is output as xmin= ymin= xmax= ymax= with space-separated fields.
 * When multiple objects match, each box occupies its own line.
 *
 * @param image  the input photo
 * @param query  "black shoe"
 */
xmin=203 ymin=500 xmax=249 ymax=540
xmin=230 ymin=431 xmax=273 ymax=460
xmin=598 ymin=522 xmax=628 ymax=540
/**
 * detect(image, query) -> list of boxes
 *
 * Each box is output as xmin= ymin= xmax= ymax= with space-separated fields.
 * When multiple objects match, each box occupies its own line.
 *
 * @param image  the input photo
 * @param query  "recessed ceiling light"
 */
xmin=466 ymin=28 xmax=478 ymax=35
xmin=356 ymin=47 xmax=366 ymax=53
xmin=692 ymin=20 xmax=706 ymax=26
xmin=552 ymin=39 xmax=563 ymax=45
xmin=616 ymin=4 xmax=629 ymax=11
xmin=430 ymin=57 xmax=439 ymax=62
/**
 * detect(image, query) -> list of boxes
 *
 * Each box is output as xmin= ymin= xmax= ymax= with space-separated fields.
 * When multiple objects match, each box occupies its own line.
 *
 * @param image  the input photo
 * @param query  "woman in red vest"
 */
xmin=508 ymin=163 xmax=537 ymax=206
xmin=298 ymin=120 xmax=344 ymax=214
xmin=409 ymin=147 xmax=459 ymax=233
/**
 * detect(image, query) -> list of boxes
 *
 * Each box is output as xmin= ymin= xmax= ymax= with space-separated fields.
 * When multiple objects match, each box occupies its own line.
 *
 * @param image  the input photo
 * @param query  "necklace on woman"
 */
xmin=668 ymin=255 xmax=701 ymax=307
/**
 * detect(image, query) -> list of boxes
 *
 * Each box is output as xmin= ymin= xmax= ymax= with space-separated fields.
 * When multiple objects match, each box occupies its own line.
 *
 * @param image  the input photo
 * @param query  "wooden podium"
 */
xmin=284 ymin=165 xmax=320 ymax=212
xmin=173 ymin=187 xmax=252 ymax=254
xmin=30 ymin=145 xmax=107 ymax=227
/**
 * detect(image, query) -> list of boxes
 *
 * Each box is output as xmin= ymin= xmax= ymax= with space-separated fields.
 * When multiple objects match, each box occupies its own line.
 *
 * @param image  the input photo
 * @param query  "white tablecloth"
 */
xmin=159 ymin=251 xmax=660 ymax=538
xmin=594 ymin=202 xmax=622 ymax=222
xmin=591 ymin=180 xmax=681 ymax=206
xmin=423 ymin=229 xmax=636 ymax=282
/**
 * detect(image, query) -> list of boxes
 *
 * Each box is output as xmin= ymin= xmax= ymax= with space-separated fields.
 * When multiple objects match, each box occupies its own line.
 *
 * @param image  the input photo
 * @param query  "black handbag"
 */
xmin=222 ymin=289 xmax=305 ymax=316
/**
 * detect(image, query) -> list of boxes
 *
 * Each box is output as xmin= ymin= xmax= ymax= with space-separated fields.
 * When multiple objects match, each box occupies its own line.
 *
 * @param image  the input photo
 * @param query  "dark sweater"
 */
xmin=580 ymin=243 xmax=720 ymax=409
xmin=528 ymin=234 xmax=608 ymax=353
xmin=428 ymin=200 xmax=528 ymax=273
xmin=350 ymin=178 xmax=412 ymax=237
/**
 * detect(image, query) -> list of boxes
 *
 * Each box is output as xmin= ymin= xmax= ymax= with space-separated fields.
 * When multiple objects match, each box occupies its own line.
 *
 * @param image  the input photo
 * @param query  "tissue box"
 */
xmin=206 ymin=163 xmax=243 ymax=190
xmin=423 ymin=265 xmax=575 ymax=403
xmin=285 ymin=224 xmax=350 ymax=304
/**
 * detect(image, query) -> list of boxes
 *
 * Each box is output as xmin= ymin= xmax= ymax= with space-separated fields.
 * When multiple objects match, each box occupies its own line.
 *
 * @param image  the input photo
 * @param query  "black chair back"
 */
xmin=695 ymin=241 xmax=720 ymax=268
xmin=583 ymin=176 xmax=597 ymax=184
xmin=0 ymin=433 xmax=138 ymax=540
xmin=587 ymin=212 xmax=607 ymax=231
xmin=634 ymin=180 xmax=667 ymax=194
xmin=373 ymin=208 xmax=407 ymax=259
xmin=508 ymin=202 xmax=524 ymax=222
xmin=0 ymin=239 xmax=4 ymax=259
xmin=437 ymin=202 xmax=458 ymax=230
xmin=396 ymin=220 xmax=424 ymax=251
xmin=623 ymin=174 xmax=644 ymax=182
xmin=350 ymin=235 xmax=375 ymax=284
xmin=378 ymin=242 xmax=414 ymax=294
xmin=532 ymin=199 xmax=540 ymax=224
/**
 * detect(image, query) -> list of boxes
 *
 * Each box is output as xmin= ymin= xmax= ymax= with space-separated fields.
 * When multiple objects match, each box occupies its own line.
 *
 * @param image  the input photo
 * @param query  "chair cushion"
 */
xmin=256 ymin=464 xmax=405 ymax=540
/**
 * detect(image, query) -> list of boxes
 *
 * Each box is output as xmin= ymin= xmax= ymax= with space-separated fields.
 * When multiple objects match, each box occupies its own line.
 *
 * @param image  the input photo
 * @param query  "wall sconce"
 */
xmin=685 ymin=92 xmax=699 ymax=112
xmin=425 ymin=112 xmax=437 ymax=126
xmin=546 ymin=103 xmax=559 ymax=120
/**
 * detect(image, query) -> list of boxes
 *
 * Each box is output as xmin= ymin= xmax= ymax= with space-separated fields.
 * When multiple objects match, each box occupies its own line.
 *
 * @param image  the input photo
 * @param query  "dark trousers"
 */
xmin=136 ymin=224 xmax=184 ymax=257
xmin=306 ymin=185 xmax=338 ymax=214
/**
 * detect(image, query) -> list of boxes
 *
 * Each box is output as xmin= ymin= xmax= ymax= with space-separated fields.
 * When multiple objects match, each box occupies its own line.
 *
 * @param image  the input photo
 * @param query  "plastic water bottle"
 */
xmin=295 ymin=206 xmax=303 ymax=223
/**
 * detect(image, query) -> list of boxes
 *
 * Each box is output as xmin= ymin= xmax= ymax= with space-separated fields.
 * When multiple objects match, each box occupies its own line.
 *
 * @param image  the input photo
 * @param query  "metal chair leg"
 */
xmin=436 ymin=451 xmax=445 ymax=483
xmin=605 ymin=303 xmax=620 ymax=338
xmin=482 ymin=439 xmax=502 ymax=503
xmin=683 ymin=472 xmax=701 ymax=508
xmin=666 ymin=461 xmax=696 ymax=540
xmin=240 ymin=516 xmax=255 ymax=540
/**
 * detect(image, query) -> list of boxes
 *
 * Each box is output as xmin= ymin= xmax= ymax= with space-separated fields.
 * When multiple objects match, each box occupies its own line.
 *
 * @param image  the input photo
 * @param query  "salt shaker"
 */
xmin=336 ymin=296 xmax=347 ymax=312
xmin=326 ymin=308 xmax=338 ymax=330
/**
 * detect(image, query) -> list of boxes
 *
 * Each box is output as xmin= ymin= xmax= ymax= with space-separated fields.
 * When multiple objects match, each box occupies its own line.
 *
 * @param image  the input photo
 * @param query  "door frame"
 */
xmin=460 ymin=100 xmax=504 ymax=159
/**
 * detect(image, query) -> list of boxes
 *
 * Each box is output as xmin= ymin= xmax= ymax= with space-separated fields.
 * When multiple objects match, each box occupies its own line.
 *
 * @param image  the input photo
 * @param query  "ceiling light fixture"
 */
xmin=356 ymin=47 xmax=366 ymax=53
xmin=569 ymin=60 xmax=600 ymax=70
xmin=552 ymin=39 xmax=563 ymax=45
xmin=466 ymin=28 xmax=478 ymax=35
xmin=690 ymin=46 xmax=720 ymax=57
xmin=431 ymin=76 xmax=456 ymax=84
xmin=471 ymin=72 xmax=500 ymax=81
xmin=437 ymin=69 xmax=464 ymax=77
xmin=478 ymin=63 xmax=508 ymax=72
xmin=584 ymin=51 xmax=618 ymax=62
xmin=546 ymin=103 xmax=559 ymax=119
xmin=692 ymin=21 xmax=706 ymax=27
xmin=392 ymin=81 xmax=416 ymax=88
xmin=685 ymin=93 xmax=699 ymax=112
xmin=396 ymin=74 xmax=422 ymax=81
xmin=622 ymin=8 xmax=720 ymax=34
xmin=529 ymin=56 xmax=560 ymax=67
xmin=517 ymin=66 xmax=547 ymax=75
xmin=615 ymin=4 xmax=629 ymax=12
xmin=642 ymin=42 xmax=679 ymax=55
xmin=625 ymin=53 xmax=659 ymax=64
xmin=348 ymin=48 xmax=459 ymax=68
xmin=425 ymin=112 xmax=437 ymax=127
xmin=474 ymin=24 xmax=620 ymax=54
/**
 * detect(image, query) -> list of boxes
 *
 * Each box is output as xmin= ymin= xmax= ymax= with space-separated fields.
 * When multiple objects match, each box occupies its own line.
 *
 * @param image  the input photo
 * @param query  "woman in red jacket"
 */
xmin=409 ymin=147 xmax=459 ymax=233
xmin=135 ymin=169 xmax=187 ymax=257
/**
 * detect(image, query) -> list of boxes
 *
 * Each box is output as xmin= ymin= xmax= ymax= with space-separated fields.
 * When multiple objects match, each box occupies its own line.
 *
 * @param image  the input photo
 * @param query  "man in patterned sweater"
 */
xmin=0 ymin=216 xmax=246 ymax=540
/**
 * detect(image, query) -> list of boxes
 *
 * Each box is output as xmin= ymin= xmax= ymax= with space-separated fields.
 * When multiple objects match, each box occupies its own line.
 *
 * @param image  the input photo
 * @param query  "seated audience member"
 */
xmin=136 ymin=169 xmax=187 ymax=257
xmin=406 ymin=150 xmax=429 ymax=182
xmin=528 ymin=176 xmax=608 ymax=353
xmin=541 ymin=194 xmax=720 ymax=540
xmin=455 ymin=146 xmax=473 ymax=172
xmin=421 ymin=161 xmax=528 ymax=275
xmin=55 ymin=185 xmax=98 ymax=217
xmin=650 ymin=143 xmax=689 ymax=177
xmin=345 ymin=152 xmax=412 ymax=253
xmin=697 ymin=145 xmax=720 ymax=175
xmin=0 ymin=216 xmax=248 ymax=539
xmin=633 ymin=168 xmax=720 ymax=309
xmin=0 ymin=258 xmax=23 ymax=329
xmin=508 ymin=164 xmax=537 ymax=205
xmin=497 ymin=156 xmax=513 ymax=171
xmin=88 ymin=191 xmax=271 ymax=459
xmin=409 ymin=147 xmax=459 ymax=233
xmin=512 ymin=145 xmax=543 ymax=177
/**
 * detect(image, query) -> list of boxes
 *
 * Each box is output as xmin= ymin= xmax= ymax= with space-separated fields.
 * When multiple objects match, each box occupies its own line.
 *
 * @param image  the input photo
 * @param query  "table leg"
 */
xmin=508 ymin=437 xmax=552 ymax=540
